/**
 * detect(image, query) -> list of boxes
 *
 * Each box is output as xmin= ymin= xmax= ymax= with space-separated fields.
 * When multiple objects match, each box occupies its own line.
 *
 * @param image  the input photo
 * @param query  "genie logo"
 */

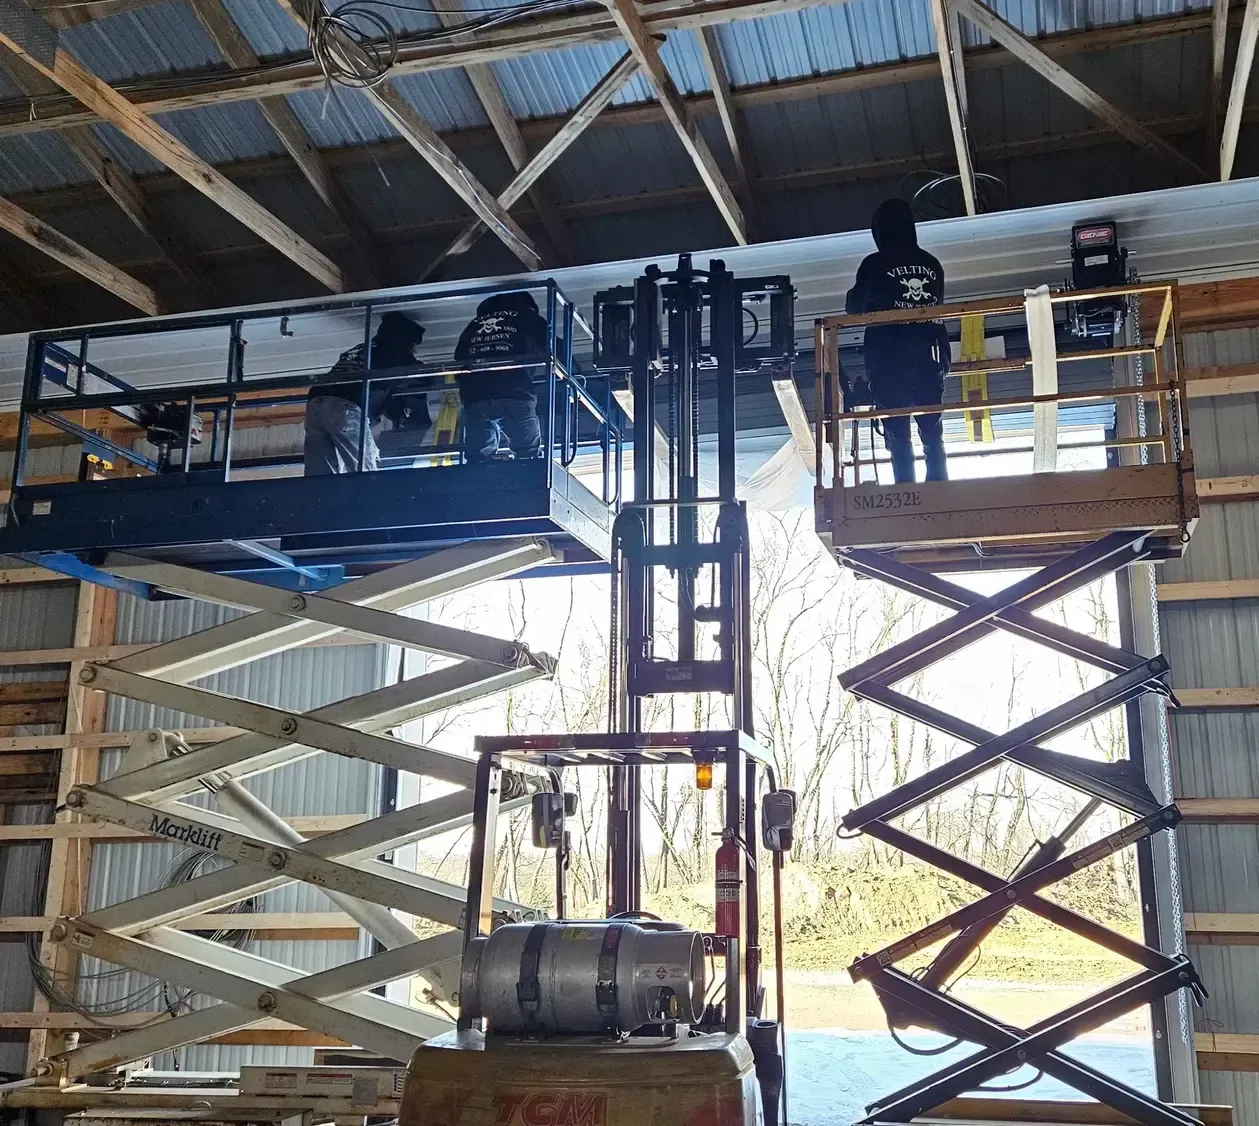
xmin=494 ymin=1093 xmax=607 ymax=1126
xmin=148 ymin=814 xmax=224 ymax=852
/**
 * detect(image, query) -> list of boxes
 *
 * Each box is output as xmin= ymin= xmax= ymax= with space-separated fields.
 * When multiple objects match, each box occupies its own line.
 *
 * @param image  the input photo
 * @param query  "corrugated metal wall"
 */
xmin=0 ymin=577 xmax=391 ymax=1075
xmin=1157 ymin=326 xmax=1259 ymax=1118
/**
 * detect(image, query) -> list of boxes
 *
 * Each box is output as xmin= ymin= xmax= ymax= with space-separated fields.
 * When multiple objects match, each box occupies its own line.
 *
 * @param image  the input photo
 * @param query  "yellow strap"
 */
xmin=959 ymin=315 xmax=993 ymax=443
xmin=430 ymin=387 xmax=461 ymax=467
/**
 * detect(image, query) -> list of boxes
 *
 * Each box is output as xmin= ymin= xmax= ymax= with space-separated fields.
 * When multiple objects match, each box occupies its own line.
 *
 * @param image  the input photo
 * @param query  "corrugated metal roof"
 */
xmin=0 ymin=0 xmax=1215 ymax=197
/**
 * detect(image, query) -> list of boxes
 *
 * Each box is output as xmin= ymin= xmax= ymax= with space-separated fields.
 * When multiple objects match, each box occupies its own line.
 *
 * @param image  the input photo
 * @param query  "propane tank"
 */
xmin=714 ymin=836 xmax=741 ymax=938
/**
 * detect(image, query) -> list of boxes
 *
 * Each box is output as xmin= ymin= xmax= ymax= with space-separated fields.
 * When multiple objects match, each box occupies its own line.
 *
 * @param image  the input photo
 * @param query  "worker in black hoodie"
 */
xmin=846 ymin=198 xmax=950 ymax=484
xmin=454 ymin=291 xmax=548 ymax=462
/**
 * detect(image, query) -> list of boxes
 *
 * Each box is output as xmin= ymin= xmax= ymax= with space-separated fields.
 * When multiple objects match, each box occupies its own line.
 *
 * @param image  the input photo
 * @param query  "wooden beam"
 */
xmin=1197 ymin=474 xmax=1259 ymax=502
xmin=423 ymin=51 xmax=639 ymax=275
xmin=932 ymin=1096 xmax=1233 ymax=1125
xmin=949 ymin=0 xmax=1207 ymax=181
xmin=931 ymin=0 xmax=977 ymax=214
xmin=0 ymin=566 xmax=72 ymax=586
xmin=1208 ymin=0 xmax=1232 ymax=164
xmin=0 ymin=49 xmax=210 ymax=305
xmin=27 ymin=582 xmax=115 ymax=1068
xmin=0 ymin=681 xmax=67 ymax=703
xmin=1184 ymin=361 xmax=1259 ymax=397
xmin=0 ymin=754 xmax=55 ymax=776
xmin=1198 ymin=1032 xmax=1259 ymax=1071
xmin=35 ymin=0 xmax=161 ymax=29
xmin=0 ymin=4 xmax=1234 ymax=143
xmin=1175 ymin=687 xmax=1259 ymax=707
xmin=270 ymin=0 xmax=541 ymax=271
xmin=1178 ymin=798 xmax=1259 ymax=823
xmin=1185 ymin=912 xmax=1259 ymax=944
xmin=1221 ymin=0 xmax=1259 ymax=179
xmin=696 ymin=25 xmax=758 ymax=234
xmin=0 ymin=8 xmax=344 ymax=294
xmin=0 ymin=193 xmax=157 ymax=313
xmin=603 ymin=0 xmax=746 ymax=244
xmin=362 ymin=83 xmax=544 ymax=272
xmin=0 ymin=911 xmax=362 ymax=940
xmin=1158 ymin=579 xmax=1259 ymax=601
xmin=184 ymin=0 xmax=386 ymax=289
xmin=429 ymin=0 xmax=574 ymax=265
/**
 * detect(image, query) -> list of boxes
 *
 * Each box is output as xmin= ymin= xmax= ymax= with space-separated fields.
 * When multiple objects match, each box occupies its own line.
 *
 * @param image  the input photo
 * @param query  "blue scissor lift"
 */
xmin=0 ymin=278 xmax=630 ymax=1084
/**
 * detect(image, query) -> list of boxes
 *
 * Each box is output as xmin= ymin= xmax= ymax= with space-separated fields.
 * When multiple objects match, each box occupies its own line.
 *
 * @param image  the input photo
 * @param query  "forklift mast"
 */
xmin=596 ymin=255 xmax=795 ymax=918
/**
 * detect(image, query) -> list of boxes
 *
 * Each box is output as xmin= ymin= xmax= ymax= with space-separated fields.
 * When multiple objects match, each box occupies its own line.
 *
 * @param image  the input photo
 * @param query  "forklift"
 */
xmin=399 ymin=257 xmax=797 ymax=1126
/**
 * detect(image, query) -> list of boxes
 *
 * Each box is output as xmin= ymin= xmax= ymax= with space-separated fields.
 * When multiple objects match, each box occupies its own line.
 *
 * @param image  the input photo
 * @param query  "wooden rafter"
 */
xmin=184 ymin=0 xmax=387 ymax=288
xmin=949 ymin=0 xmax=1207 ymax=181
xmin=1220 ymin=0 xmax=1259 ymax=179
xmin=931 ymin=0 xmax=977 ymax=214
xmin=1208 ymin=0 xmax=1232 ymax=160
xmin=0 ymin=7 xmax=1235 ymax=143
xmin=273 ymin=0 xmax=542 ymax=271
xmin=0 ymin=193 xmax=157 ymax=312
xmin=603 ymin=0 xmax=746 ymax=244
xmin=422 ymin=50 xmax=639 ymax=278
xmin=429 ymin=0 xmax=575 ymax=265
xmin=0 ymin=2 xmax=344 ymax=293
xmin=695 ymin=25 xmax=758 ymax=234
xmin=35 ymin=0 xmax=156 ymax=27
xmin=0 ymin=53 xmax=212 ymax=305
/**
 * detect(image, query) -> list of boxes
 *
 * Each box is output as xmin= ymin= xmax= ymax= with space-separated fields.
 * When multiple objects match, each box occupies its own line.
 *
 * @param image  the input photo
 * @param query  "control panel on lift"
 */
xmin=1066 ymin=219 xmax=1130 ymax=339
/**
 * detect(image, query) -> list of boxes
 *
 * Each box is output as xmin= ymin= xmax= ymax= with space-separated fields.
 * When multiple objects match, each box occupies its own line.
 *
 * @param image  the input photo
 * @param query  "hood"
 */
xmin=871 ymin=198 xmax=918 ymax=252
xmin=374 ymin=310 xmax=425 ymax=348
xmin=477 ymin=291 xmax=539 ymax=316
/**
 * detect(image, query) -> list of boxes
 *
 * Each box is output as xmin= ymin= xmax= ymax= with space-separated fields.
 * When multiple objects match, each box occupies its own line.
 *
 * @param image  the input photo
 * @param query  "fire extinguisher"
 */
xmin=714 ymin=835 xmax=741 ymax=938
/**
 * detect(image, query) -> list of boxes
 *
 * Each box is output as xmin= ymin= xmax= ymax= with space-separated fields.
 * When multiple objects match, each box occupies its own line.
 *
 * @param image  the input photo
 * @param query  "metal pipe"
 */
xmin=210 ymin=779 xmax=416 ymax=950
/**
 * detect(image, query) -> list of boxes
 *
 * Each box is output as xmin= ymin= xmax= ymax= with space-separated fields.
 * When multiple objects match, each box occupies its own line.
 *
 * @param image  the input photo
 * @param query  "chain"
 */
xmin=608 ymin=532 xmax=620 ymax=734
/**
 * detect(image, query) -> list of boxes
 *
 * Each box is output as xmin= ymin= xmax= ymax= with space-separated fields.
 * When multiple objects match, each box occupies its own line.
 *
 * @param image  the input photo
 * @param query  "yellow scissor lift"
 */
xmin=809 ymin=281 xmax=1212 ymax=1126
xmin=814 ymin=281 xmax=1198 ymax=572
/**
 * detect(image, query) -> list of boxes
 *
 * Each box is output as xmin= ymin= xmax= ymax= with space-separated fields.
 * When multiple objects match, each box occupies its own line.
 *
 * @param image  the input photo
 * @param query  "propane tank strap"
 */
xmin=595 ymin=924 xmax=626 ymax=1028
xmin=515 ymin=923 xmax=550 ymax=1020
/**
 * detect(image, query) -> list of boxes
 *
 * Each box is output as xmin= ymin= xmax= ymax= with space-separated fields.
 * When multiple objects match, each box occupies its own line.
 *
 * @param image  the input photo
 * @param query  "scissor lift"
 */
xmin=814 ymin=283 xmax=1205 ymax=1124
xmin=0 ymin=281 xmax=624 ymax=1089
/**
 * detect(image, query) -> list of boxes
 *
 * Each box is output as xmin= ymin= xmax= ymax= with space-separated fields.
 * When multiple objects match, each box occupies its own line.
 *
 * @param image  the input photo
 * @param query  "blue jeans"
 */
xmin=463 ymin=397 xmax=542 ymax=463
xmin=304 ymin=396 xmax=379 ymax=475
xmin=870 ymin=363 xmax=947 ymax=485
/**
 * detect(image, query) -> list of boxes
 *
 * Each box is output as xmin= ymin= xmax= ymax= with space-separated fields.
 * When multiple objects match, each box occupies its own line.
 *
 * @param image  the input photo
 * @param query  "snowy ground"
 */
xmin=786 ymin=1029 xmax=1155 ymax=1126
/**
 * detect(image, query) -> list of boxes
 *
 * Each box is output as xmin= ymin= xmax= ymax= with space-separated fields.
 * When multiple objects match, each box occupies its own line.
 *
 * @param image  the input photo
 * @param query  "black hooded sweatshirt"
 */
xmin=454 ymin=291 xmax=549 ymax=404
xmin=845 ymin=199 xmax=948 ymax=377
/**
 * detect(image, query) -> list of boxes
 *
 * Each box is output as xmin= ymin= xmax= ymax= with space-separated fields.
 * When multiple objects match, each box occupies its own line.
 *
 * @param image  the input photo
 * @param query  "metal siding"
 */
xmin=1154 ymin=324 xmax=1259 ymax=1112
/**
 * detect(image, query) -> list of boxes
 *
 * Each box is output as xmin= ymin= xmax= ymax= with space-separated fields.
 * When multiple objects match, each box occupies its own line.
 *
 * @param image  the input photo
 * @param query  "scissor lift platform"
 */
xmin=2 ymin=455 xmax=614 ymax=568
xmin=815 ymin=461 xmax=1196 ymax=572
xmin=0 ymin=280 xmax=620 ymax=580
xmin=812 ymin=281 xmax=1197 ymax=571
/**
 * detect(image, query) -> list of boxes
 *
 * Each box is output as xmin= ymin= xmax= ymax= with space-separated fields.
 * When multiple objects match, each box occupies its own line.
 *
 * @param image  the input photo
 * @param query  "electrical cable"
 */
xmin=742 ymin=306 xmax=760 ymax=348
xmin=26 ymin=840 xmax=256 ymax=1026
